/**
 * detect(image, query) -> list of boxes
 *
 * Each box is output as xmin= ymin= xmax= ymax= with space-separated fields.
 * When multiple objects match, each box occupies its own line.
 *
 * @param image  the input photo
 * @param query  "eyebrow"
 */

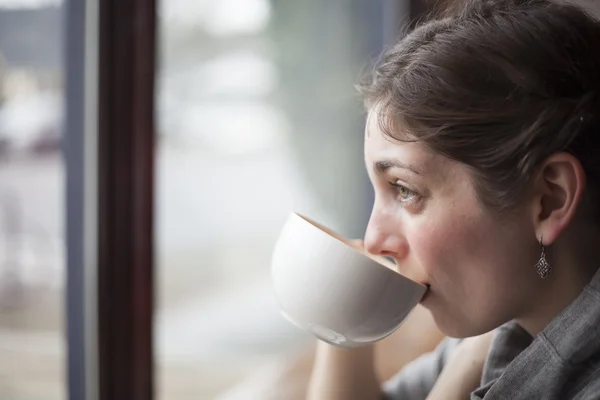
xmin=374 ymin=160 xmax=422 ymax=175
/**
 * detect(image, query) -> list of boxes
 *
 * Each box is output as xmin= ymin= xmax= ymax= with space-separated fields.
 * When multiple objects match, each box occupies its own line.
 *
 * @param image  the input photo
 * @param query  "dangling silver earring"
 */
xmin=535 ymin=236 xmax=551 ymax=279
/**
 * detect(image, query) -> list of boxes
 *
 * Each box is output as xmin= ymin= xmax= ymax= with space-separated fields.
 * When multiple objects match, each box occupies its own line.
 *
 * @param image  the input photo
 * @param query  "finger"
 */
xmin=348 ymin=239 xmax=365 ymax=250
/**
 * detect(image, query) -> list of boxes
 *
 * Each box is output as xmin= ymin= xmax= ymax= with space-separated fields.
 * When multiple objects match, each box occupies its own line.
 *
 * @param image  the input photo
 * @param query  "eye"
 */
xmin=390 ymin=181 xmax=419 ymax=203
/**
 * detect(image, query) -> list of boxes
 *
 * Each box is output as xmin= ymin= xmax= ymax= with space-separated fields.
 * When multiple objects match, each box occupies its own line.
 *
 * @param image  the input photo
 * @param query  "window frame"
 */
xmin=64 ymin=0 xmax=156 ymax=398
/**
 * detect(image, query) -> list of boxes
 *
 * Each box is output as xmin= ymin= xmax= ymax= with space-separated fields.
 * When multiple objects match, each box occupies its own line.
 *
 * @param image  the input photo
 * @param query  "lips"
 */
xmin=420 ymin=284 xmax=431 ymax=303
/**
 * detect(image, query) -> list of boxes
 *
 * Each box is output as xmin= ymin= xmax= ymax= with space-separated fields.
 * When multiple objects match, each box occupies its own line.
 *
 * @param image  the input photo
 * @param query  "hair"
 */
xmin=357 ymin=0 xmax=600 ymax=216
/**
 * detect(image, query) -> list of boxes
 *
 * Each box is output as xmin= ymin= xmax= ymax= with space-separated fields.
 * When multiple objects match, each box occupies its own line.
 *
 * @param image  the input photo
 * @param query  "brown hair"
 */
xmin=357 ymin=0 xmax=600 ymax=214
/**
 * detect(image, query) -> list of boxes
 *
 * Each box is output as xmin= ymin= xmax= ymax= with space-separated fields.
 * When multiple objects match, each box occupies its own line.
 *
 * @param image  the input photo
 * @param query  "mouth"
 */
xmin=420 ymin=284 xmax=431 ymax=303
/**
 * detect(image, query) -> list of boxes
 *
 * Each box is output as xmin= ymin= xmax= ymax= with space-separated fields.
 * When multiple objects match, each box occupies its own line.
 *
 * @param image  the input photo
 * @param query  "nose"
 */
xmin=364 ymin=210 xmax=408 ymax=261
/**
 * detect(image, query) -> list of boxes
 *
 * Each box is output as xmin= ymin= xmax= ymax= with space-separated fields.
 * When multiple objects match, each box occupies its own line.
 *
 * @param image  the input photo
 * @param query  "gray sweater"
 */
xmin=382 ymin=269 xmax=600 ymax=400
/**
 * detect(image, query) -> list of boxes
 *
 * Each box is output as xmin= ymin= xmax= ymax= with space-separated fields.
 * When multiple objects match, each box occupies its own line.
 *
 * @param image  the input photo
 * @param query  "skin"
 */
xmin=363 ymin=108 xmax=600 ymax=338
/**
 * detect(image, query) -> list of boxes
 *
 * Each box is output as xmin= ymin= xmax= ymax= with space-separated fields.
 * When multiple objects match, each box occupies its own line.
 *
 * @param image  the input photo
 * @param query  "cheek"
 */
xmin=418 ymin=215 xmax=521 ymax=293
xmin=408 ymin=199 xmax=523 ymax=281
xmin=406 ymin=211 xmax=484 ymax=285
xmin=407 ymin=206 xmax=537 ymax=335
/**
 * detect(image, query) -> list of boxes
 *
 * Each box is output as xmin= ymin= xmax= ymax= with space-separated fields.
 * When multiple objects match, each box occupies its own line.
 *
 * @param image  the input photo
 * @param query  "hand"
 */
xmin=348 ymin=239 xmax=365 ymax=250
xmin=426 ymin=331 xmax=495 ymax=400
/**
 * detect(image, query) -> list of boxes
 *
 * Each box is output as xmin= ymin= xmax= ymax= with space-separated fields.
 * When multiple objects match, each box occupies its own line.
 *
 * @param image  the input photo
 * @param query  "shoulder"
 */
xmin=573 ymin=369 xmax=600 ymax=400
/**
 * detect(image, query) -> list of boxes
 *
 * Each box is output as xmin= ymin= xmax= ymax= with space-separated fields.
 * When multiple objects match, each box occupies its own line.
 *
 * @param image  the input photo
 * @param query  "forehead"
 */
xmin=364 ymin=110 xmax=438 ymax=170
xmin=363 ymin=110 xmax=474 ymax=189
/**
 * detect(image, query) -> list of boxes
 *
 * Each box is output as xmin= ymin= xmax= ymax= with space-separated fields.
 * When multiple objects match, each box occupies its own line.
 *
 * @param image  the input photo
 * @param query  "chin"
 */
xmin=427 ymin=304 xmax=500 ymax=339
xmin=434 ymin=320 xmax=482 ymax=338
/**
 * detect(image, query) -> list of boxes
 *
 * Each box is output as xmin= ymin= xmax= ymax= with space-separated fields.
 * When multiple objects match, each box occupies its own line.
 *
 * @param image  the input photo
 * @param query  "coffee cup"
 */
xmin=271 ymin=212 xmax=427 ymax=348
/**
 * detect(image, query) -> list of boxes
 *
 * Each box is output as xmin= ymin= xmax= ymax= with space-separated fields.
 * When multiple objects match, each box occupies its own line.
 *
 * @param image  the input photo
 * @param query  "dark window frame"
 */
xmin=97 ymin=0 xmax=156 ymax=399
xmin=65 ymin=0 xmax=156 ymax=398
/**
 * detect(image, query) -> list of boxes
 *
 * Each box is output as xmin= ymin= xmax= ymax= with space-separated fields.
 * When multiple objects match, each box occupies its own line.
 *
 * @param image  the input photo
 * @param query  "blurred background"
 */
xmin=0 ymin=1 xmax=65 ymax=399
xmin=0 ymin=0 xmax=390 ymax=398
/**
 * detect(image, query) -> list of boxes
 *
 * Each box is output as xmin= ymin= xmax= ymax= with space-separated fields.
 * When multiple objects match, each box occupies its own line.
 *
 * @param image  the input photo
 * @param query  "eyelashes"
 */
xmin=389 ymin=181 xmax=421 ymax=204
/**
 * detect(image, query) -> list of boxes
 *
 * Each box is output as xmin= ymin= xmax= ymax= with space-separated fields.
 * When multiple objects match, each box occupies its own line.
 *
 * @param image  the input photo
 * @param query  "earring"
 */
xmin=535 ymin=237 xmax=551 ymax=279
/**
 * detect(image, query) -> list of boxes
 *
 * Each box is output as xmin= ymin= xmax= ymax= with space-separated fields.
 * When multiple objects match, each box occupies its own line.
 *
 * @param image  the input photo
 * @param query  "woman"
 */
xmin=307 ymin=0 xmax=600 ymax=399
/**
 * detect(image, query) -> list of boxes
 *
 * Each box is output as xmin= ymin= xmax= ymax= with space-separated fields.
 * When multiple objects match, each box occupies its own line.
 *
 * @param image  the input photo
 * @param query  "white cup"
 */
xmin=271 ymin=212 xmax=428 ymax=348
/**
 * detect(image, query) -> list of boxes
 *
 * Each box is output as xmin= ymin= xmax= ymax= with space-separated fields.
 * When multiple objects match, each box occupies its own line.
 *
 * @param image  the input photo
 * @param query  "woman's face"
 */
xmin=363 ymin=111 xmax=543 ymax=337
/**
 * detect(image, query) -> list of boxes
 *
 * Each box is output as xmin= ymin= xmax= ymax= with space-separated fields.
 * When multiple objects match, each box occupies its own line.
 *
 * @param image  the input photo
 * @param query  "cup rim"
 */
xmin=292 ymin=212 xmax=427 ymax=289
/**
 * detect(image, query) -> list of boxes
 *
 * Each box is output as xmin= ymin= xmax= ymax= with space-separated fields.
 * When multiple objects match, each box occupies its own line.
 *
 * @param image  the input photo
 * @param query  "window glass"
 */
xmin=156 ymin=1 xmax=375 ymax=397
xmin=0 ymin=2 xmax=65 ymax=399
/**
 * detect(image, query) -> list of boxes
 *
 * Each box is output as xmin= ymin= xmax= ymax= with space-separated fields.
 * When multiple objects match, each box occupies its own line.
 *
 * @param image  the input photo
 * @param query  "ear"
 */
xmin=531 ymin=152 xmax=586 ymax=245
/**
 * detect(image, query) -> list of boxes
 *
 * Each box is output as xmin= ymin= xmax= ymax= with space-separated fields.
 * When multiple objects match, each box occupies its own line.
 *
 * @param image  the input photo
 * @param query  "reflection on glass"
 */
xmin=156 ymin=0 xmax=373 ymax=398
xmin=0 ymin=2 xmax=65 ymax=400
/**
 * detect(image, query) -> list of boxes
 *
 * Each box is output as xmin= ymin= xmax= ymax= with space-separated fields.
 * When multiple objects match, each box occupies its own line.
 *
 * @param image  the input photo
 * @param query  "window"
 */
xmin=155 ymin=1 xmax=397 ymax=398
xmin=0 ymin=3 xmax=65 ymax=399
xmin=0 ymin=0 xmax=415 ymax=399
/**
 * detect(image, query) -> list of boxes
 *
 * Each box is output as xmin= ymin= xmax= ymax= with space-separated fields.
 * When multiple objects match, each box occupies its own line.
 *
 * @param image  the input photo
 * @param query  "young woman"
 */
xmin=307 ymin=0 xmax=600 ymax=399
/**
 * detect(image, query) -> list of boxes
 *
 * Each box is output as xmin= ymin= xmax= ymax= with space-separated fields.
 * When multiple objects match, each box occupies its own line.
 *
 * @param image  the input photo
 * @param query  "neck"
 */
xmin=516 ymin=233 xmax=600 ymax=337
